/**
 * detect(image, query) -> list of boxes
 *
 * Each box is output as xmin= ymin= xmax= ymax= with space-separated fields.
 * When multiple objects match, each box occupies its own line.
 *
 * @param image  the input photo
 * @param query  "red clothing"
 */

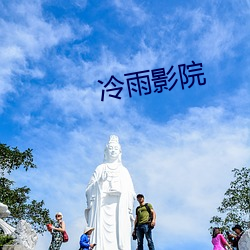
xmin=212 ymin=234 xmax=227 ymax=250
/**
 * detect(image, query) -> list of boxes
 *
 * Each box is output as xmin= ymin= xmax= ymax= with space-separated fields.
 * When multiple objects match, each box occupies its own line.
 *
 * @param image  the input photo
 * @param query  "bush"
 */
xmin=0 ymin=234 xmax=14 ymax=247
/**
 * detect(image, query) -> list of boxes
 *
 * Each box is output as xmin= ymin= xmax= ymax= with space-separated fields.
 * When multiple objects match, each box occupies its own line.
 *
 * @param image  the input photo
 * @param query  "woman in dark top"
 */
xmin=49 ymin=212 xmax=66 ymax=250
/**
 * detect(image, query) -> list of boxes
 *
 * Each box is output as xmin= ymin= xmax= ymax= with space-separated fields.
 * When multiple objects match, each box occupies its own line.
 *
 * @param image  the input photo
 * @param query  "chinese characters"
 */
xmin=99 ymin=61 xmax=206 ymax=101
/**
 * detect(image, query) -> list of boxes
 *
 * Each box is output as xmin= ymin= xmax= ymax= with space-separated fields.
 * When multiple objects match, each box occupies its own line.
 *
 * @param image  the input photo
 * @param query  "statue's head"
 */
xmin=104 ymin=135 xmax=122 ymax=163
xmin=0 ymin=202 xmax=10 ymax=218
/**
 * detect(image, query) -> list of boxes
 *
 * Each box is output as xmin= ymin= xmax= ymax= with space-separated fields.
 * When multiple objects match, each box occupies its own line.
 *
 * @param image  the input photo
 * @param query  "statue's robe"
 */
xmin=85 ymin=163 xmax=135 ymax=250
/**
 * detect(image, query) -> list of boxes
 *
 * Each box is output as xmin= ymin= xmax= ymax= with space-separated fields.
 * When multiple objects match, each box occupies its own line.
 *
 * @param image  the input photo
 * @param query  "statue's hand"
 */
xmin=87 ymin=201 xmax=93 ymax=208
xmin=86 ymin=195 xmax=95 ymax=209
xmin=129 ymin=213 xmax=135 ymax=222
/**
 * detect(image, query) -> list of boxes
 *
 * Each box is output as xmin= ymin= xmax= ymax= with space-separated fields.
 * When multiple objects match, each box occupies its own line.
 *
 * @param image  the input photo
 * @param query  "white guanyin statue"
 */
xmin=0 ymin=202 xmax=15 ymax=235
xmin=0 ymin=202 xmax=37 ymax=250
xmin=85 ymin=135 xmax=136 ymax=250
xmin=13 ymin=220 xmax=38 ymax=250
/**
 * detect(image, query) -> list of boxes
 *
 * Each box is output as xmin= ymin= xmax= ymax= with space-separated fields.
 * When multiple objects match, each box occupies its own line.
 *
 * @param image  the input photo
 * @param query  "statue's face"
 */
xmin=107 ymin=142 xmax=121 ymax=160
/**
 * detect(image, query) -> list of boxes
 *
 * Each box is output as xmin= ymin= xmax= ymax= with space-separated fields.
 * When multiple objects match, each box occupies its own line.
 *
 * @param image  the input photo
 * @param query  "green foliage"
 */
xmin=0 ymin=143 xmax=52 ymax=233
xmin=0 ymin=144 xmax=36 ymax=175
xmin=210 ymin=167 xmax=250 ymax=232
xmin=0 ymin=234 xmax=14 ymax=246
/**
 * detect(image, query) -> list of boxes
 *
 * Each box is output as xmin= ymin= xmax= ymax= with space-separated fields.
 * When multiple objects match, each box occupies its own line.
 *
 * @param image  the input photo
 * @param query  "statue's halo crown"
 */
xmin=108 ymin=135 xmax=119 ymax=144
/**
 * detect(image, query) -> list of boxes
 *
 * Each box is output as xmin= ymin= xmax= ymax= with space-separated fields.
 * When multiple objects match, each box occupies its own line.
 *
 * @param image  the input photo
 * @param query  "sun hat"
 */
xmin=84 ymin=227 xmax=95 ymax=234
xmin=55 ymin=212 xmax=63 ymax=218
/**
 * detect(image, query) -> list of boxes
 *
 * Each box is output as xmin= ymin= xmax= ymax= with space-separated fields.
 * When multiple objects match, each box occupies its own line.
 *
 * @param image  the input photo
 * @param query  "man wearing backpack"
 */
xmin=132 ymin=194 xmax=156 ymax=250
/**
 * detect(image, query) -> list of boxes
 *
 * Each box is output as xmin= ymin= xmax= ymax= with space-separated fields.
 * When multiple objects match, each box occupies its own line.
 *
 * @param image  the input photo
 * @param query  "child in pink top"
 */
xmin=212 ymin=227 xmax=232 ymax=250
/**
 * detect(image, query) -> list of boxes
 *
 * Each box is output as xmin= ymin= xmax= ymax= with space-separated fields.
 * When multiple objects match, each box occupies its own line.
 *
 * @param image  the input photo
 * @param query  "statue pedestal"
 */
xmin=2 ymin=245 xmax=26 ymax=250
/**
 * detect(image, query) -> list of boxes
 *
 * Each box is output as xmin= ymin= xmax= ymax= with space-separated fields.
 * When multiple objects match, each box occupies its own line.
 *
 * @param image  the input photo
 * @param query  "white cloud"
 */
xmin=197 ymin=20 xmax=236 ymax=61
xmin=112 ymin=0 xmax=148 ymax=26
xmin=81 ymin=47 xmax=128 ymax=84
xmin=0 ymin=1 xmax=74 ymax=110
xmin=48 ymin=84 xmax=126 ymax=120
xmin=151 ymin=5 xmax=247 ymax=63
xmin=73 ymin=0 xmax=88 ymax=9
xmin=0 ymin=2 xmax=73 ymax=58
xmin=127 ymin=41 xmax=159 ymax=72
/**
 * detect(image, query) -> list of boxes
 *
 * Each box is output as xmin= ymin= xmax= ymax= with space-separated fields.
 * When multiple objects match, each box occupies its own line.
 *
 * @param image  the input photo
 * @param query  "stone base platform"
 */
xmin=1 ymin=245 xmax=26 ymax=250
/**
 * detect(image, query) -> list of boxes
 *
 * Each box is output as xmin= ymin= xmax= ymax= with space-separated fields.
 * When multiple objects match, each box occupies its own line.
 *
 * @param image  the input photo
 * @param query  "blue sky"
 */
xmin=0 ymin=0 xmax=250 ymax=249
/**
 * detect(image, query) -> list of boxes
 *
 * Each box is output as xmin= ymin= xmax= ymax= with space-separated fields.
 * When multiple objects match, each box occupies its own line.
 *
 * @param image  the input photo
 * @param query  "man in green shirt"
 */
xmin=133 ymin=194 xmax=156 ymax=250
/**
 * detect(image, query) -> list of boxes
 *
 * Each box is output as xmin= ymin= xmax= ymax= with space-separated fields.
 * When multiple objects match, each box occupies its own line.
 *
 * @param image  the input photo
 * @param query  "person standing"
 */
xmin=133 ymin=194 xmax=156 ymax=250
xmin=231 ymin=225 xmax=244 ymax=250
xmin=211 ymin=227 xmax=232 ymax=250
xmin=79 ymin=227 xmax=96 ymax=250
xmin=49 ymin=212 xmax=66 ymax=250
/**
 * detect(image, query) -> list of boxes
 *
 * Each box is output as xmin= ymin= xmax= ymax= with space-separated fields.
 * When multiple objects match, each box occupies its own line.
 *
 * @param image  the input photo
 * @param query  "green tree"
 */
xmin=210 ymin=167 xmax=250 ymax=232
xmin=0 ymin=143 xmax=52 ymax=233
